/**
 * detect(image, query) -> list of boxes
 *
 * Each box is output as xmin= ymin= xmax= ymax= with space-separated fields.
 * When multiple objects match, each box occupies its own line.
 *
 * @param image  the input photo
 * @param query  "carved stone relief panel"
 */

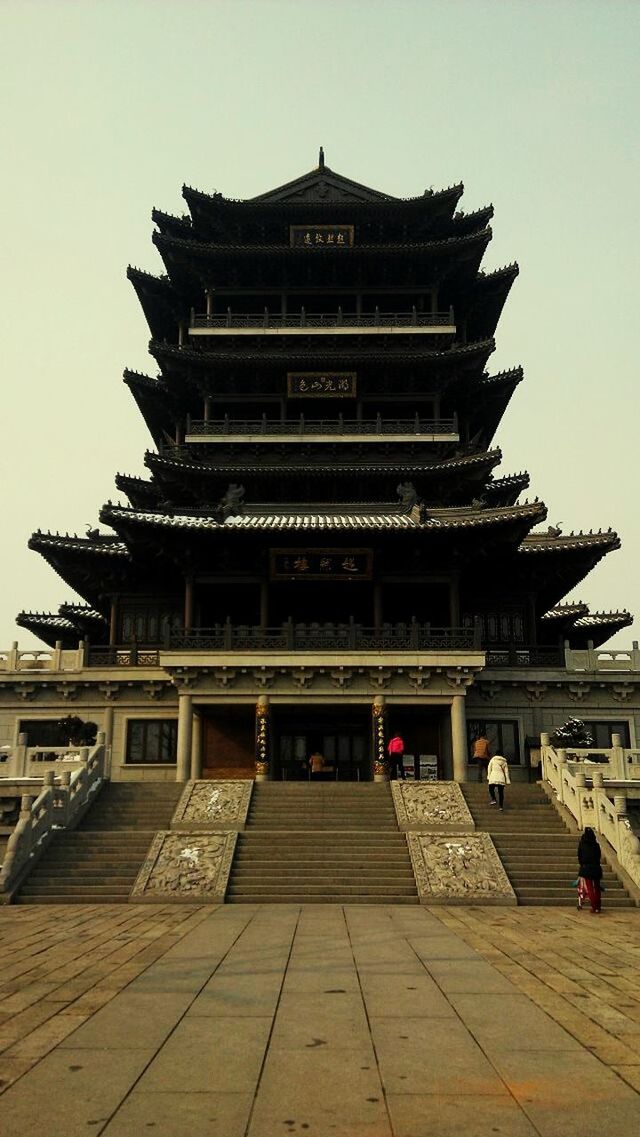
xmin=171 ymin=780 xmax=253 ymax=831
xmin=130 ymin=831 xmax=237 ymax=902
xmin=392 ymin=782 xmax=475 ymax=833
xmin=406 ymin=833 xmax=516 ymax=905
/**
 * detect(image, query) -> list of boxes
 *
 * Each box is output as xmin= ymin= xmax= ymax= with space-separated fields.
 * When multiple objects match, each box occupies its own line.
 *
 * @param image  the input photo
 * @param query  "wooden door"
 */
xmin=202 ymin=713 xmax=255 ymax=779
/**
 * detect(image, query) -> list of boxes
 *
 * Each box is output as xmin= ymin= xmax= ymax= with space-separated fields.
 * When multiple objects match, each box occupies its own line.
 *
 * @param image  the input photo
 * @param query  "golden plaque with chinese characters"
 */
xmin=270 ymin=548 xmax=373 ymax=581
xmin=287 ymin=372 xmax=357 ymax=398
xmin=290 ymin=225 xmax=354 ymax=248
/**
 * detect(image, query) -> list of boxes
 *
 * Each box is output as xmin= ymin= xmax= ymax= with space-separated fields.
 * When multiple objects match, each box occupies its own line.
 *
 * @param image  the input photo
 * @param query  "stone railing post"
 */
xmin=573 ymin=768 xmax=586 ymax=828
xmin=614 ymin=792 xmax=627 ymax=817
xmin=540 ymin=733 xmax=550 ymax=780
xmin=17 ymin=732 xmax=28 ymax=778
xmin=556 ymin=748 xmax=567 ymax=806
xmin=8 ymin=641 xmax=19 ymax=672
xmin=610 ymin=733 xmax=625 ymax=779
xmin=255 ymin=697 xmax=270 ymax=781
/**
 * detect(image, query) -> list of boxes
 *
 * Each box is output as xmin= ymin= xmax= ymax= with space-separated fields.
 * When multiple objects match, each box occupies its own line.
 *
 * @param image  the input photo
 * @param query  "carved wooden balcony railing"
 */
xmin=189 ymin=309 xmax=455 ymax=332
xmin=185 ymin=415 xmax=458 ymax=439
xmin=166 ymin=623 xmax=479 ymax=653
xmin=87 ymin=624 xmax=479 ymax=662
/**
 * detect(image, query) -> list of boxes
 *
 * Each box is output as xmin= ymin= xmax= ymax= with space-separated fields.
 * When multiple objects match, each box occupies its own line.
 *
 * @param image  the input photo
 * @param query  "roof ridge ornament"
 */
xmin=318 ymin=146 xmax=325 ymax=171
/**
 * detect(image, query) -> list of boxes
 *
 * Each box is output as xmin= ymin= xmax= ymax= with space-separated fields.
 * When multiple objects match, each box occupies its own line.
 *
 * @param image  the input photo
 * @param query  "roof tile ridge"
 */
xmin=476 ymin=261 xmax=520 ymax=281
xmin=182 ymin=180 xmax=465 ymax=206
xmin=126 ymin=264 xmax=170 ymax=284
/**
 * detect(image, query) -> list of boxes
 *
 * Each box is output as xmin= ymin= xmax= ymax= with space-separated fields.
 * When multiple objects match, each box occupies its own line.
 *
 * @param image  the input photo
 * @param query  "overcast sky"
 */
xmin=1 ymin=0 xmax=638 ymax=647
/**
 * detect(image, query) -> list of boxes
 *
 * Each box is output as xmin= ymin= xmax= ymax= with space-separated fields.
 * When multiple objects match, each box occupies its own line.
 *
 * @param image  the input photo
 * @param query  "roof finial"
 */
xmin=318 ymin=146 xmax=325 ymax=171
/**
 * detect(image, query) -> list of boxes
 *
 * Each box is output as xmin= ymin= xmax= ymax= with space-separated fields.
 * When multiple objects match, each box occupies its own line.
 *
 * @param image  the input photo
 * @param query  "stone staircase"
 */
xmin=227 ymin=782 xmax=418 ymax=903
xmin=462 ymin=783 xmax=635 ymax=907
xmin=16 ymin=782 xmax=183 ymax=904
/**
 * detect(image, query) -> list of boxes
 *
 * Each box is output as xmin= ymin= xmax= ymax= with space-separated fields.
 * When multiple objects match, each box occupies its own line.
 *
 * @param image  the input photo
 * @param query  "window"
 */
xmin=120 ymin=606 xmax=181 ymax=644
xmin=468 ymin=720 xmax=521 ymax=764
xmin=19 ymin=720 xmax=63 ymax=746
xmin=582 ymin=721 xmax=631 ymax=748
xmin=126 ymin=720 xmax=177 ymax=764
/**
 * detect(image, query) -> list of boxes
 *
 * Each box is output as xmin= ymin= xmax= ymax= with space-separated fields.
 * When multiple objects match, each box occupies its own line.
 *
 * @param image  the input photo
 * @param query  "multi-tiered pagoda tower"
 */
xmin=16 ymin=154 xmax=631 ymax=780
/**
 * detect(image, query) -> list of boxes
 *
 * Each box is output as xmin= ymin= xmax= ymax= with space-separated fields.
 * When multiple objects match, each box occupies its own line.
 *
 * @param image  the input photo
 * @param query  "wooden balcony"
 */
xmin=188 ymin=309 xmax=456 ymax=336
xmin=87 ymin=623 xmax=479 ymax=664
xmin=185 ymin=415 xmax=459 ymax=445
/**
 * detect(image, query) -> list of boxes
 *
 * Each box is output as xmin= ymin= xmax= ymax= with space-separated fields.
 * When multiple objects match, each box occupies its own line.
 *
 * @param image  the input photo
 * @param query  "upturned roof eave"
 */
xmin=100 ymin=499 xmax=545 ymax=539
xmin=152 ymin=226 xmax=492 ymax=261
xmin=182 ymin=179 xmax=464 ymax=211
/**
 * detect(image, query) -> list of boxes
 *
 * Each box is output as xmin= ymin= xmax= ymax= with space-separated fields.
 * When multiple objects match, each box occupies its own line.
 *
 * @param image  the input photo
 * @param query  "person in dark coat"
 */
xmin=577 ymin=827 xmax=602 ymax=913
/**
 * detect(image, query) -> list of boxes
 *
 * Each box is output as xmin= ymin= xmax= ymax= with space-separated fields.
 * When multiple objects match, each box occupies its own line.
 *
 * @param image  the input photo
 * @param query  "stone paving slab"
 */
xmin=0 ymin=903 xmax=639 ymax=1136
xmin=101 ymin=1090 xmax=254 ymax=1137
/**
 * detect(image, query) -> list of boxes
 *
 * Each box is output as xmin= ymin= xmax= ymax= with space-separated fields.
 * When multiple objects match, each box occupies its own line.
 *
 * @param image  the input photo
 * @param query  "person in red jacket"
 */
xmin=387 ymin=734 xmax=406 ymax=780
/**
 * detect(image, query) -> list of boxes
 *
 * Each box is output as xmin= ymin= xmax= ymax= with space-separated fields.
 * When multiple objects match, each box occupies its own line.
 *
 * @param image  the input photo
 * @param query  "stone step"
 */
xmin=20 ymin=884 xmax=134 ymax=896
xmin=230 ymin=873 xmax=416 ymax=882
xmin=236 ymin=853 xmax=408 ymax=862
xmin=14 ymin=896 xmax=131 ymax=905
xmin=227 ymin=895 xmax=420 ymax=905
xmin=227 ymin=883 xmax=418 ymax=896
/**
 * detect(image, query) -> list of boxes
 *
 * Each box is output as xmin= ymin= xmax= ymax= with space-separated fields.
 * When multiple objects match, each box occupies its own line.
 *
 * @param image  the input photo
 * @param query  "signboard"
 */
xmin=287 ymin=372 xmax=357 ymax=398
xmin=270 ymin=548 xmax=373 ymax=581
xmin=419 ymin=755 xmax=439 ymax=782
xmin=290 ymin=225 xmax=354 ymax=248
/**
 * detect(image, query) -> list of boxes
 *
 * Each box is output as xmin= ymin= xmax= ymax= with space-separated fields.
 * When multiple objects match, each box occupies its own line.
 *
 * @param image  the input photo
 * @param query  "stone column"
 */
xmin=450 ymin=695 xmax=467 ymax=783
xmin=176 ymin=692 xmax=193 ymax=782
xmin=103 ymin=705 xmax=114 ymax=778
xmin=255 ymin=696 xmax=270 ymax=781
xmin=191 ymin=711 xmax=203 ymax=780
xmin=372 ymin=696 xmax=388 ymax=782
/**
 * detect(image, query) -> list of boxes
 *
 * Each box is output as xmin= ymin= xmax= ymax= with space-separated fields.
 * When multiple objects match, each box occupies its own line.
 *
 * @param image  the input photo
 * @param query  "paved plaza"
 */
xmin=0 ymin=904 xmax=639 ymax=1136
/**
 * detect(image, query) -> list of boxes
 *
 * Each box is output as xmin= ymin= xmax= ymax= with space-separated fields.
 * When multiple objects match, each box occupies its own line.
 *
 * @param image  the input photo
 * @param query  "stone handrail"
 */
xmin=0 ymin=739 xmax=91 ymax=779
xmin=564 ymin=641 xmax=640 ymax=672
xmin=540 ymin=735 xmax=640 ymax=892
xmin=0 ymin=641 xmax=85 ymax=673
xmin=0 ymin=735 xmax=106 ymax=900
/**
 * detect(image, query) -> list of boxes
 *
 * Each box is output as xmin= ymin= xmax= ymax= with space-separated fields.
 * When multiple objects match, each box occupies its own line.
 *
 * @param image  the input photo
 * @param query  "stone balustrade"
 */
xmin=0 ymin=737 xmax=92 ymax=779
xmin=540 ymin=734 xmax=640 ymax=892
xmin=0 ymin=735 xmax=106 ymax=900
xmin=0 ymin=641 xmax=85 ymax=673
xmin=564 ymin=641 xmax=640 ymax=672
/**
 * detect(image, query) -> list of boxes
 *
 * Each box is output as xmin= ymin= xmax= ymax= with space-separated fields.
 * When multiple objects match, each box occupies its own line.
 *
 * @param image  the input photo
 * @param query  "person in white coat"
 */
xmin=487 ymin=754 xmax=510 ymax=810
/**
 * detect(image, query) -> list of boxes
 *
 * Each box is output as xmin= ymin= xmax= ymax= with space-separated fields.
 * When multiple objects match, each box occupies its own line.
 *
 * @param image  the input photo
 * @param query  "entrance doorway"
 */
xmin=386 ymin=707 xmax=446 ymax=780
xmin=202 ymin=707 xmax=254 ymax=779
xmin=274 ymin=708 xmax=371 ymax=781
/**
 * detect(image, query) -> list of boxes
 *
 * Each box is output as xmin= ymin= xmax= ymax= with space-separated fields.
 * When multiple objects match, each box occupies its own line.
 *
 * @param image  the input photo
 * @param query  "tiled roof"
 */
xmin=519 ymin=530 xmax=619 ymax=554
xmin=29 ymin=532 xmax=129 ymax=557
xmin=151 ymin=338 xmax=495 ymax=367
xmin=17 ymin=612 xmax=76 ymax=630
xmin=59 ymin=603 xmax=107 ymax=623
xmin=154 ymin=228 xmax=491 ymax=257
xmin=479 ymin=366 xmax=523 ymax=390
xmin=541 ymin=602 xmax=589 ymax=621
xmin=182 ymin=180 xmax=464 ymax=209
xmin=101 ymin=500 xmax=544 ymax=534
xmin=573 ymin=611 xmax=632 ymax=630
xmin=147 ymin=448 xmax=502 ymax=477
